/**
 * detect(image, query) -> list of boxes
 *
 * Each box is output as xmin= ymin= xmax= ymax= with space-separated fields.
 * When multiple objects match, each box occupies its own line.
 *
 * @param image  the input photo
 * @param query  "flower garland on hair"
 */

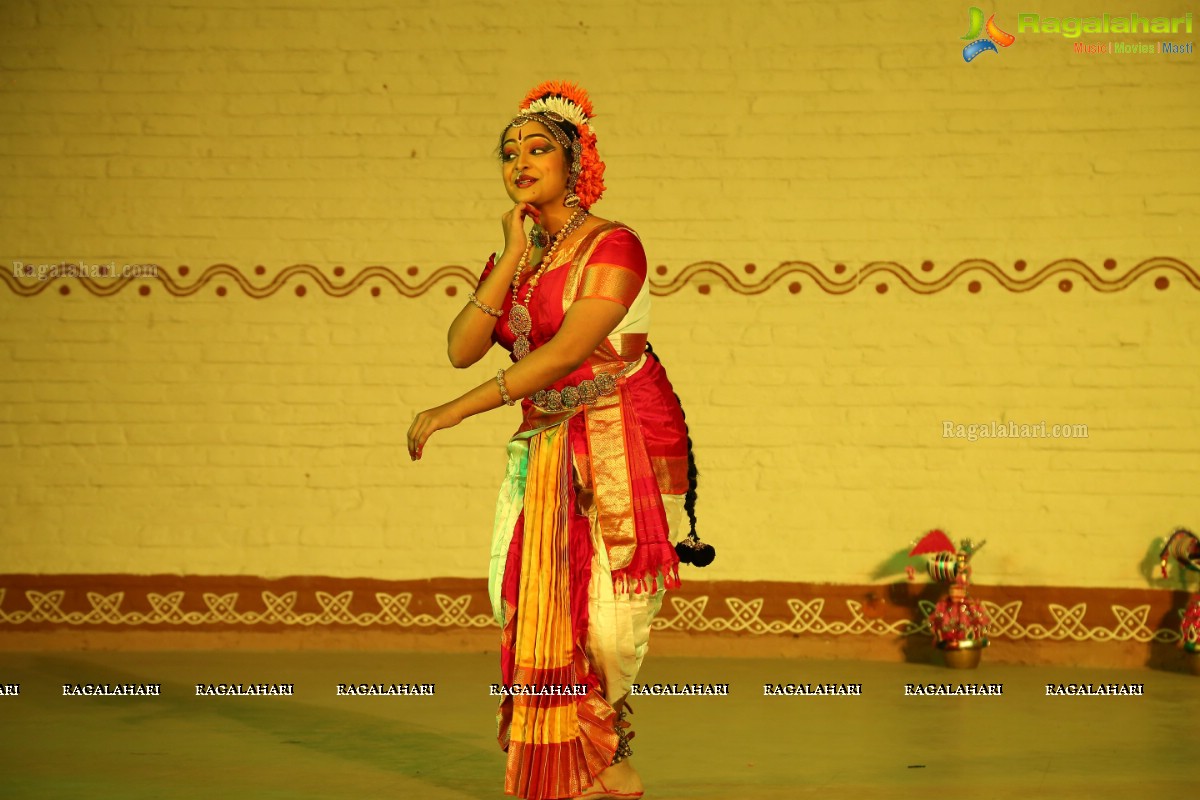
xmin=520 ymin=80 xmax=607 ymax=209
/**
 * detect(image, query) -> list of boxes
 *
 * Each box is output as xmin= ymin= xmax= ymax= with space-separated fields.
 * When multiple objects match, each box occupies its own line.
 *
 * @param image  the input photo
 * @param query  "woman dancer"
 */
xmin=407 ymin=81 xmax=698 ymax=800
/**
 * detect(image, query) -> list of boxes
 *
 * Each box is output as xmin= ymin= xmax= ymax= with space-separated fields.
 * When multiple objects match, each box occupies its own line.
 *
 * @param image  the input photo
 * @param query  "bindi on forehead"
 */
xmin=503 ymin=130 xmax=552 ymax=147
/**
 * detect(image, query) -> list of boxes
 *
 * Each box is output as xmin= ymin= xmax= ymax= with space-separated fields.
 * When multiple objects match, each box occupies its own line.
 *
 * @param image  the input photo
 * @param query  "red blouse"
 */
xmin=477 ymin=226 xmax=648 ymax=395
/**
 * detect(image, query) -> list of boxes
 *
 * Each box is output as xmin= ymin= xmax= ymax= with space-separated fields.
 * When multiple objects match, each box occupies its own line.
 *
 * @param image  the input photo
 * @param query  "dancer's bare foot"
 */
xmin=578 ymin=757 xmax=644 ymax=799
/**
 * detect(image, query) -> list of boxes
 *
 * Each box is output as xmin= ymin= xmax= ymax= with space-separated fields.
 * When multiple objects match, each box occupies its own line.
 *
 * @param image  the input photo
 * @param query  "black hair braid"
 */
xmin=644 ymin=342 xmax=715 ymax=567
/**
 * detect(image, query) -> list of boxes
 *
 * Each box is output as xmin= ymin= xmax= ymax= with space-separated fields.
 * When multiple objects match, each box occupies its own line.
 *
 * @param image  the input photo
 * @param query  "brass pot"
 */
xmin=942 ymin=648 xmax=982 ymax=670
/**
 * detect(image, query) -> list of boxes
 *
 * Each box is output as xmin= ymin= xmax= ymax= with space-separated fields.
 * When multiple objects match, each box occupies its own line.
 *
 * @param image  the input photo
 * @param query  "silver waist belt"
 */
xmin=531 ymin=357 xmax=642 ymax=412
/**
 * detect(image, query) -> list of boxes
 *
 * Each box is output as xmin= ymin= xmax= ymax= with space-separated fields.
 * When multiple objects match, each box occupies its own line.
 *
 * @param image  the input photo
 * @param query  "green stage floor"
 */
xmin=0 ymin=650 xmax=1194 ymax=799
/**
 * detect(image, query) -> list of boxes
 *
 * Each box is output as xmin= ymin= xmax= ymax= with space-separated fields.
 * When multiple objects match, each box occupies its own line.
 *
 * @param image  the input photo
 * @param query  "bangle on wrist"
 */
xmin=468 ymin=292 xmax=503 ymax=318
xmin=496 ymin=369 xmax=516 ymax=406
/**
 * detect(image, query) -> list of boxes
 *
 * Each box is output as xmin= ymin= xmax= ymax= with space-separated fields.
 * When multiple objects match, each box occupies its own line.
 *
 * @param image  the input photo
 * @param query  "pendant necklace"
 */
xmin=508 ymin=208 xmax=589 ymax=360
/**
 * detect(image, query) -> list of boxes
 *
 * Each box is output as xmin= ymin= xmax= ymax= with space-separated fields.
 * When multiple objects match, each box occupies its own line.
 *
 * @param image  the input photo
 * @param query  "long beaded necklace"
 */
xmin=508 ymin=208 xmax=589 ymax=360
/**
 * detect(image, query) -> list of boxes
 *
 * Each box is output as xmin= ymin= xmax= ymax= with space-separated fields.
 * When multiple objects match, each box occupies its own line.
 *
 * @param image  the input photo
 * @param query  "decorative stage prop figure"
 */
xmin=908 ymin=529 xmax=990 ymax=669
xmin=406 ymin=81 xmax=710 ymax=800
xmin=1158 ymin=527 xmax=1200 ymax=666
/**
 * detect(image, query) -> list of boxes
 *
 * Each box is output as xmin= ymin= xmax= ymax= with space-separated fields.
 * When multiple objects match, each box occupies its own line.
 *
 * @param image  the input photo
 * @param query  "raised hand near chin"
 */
xmin=501 ymin=202 xmax=545 ymax=263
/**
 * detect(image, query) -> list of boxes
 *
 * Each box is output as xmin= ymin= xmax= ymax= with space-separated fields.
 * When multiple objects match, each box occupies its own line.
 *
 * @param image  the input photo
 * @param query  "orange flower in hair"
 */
xmin=572 ymin=125 xmax=606 ymax=209
xmin=520 ymin=81 xmax=596 ymax=120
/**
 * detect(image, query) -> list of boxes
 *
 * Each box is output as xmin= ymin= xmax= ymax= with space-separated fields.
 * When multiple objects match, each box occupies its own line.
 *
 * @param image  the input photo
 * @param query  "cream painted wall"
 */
xmin=2 ymin=0 xmax=1197 ymax=587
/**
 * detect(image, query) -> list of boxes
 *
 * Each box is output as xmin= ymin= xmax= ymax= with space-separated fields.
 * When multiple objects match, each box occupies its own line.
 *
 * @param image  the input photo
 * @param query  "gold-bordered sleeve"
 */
xmin=575 ymin=228 xmax=647 ymax=309
xmin=577 ymin=262 xmax=644 ymax=309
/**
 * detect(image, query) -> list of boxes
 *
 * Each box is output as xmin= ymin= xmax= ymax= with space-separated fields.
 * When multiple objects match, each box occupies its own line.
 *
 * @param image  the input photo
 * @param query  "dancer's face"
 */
xmin=500 ymin=122 xmax=568 ymax=208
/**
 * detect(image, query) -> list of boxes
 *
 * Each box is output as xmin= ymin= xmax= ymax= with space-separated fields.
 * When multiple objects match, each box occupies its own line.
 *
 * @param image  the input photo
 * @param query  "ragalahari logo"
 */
xmin=962 ymin=7 xmax=1017 ymax=61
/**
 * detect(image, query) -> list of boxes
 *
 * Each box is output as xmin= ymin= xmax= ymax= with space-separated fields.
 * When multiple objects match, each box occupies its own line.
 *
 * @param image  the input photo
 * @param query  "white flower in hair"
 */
xmin=526 ymin=96 xmax=591 ymax=130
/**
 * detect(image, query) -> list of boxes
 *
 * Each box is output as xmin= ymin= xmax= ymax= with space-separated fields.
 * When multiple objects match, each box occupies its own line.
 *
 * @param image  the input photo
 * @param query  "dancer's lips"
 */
xmin=515 ymin=175 xmax=536 ymax=188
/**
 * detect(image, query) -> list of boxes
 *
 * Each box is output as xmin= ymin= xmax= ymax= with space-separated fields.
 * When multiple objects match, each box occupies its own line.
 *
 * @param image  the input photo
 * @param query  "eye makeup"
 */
xmin=500 ymin=136 xmax=556 ymax=162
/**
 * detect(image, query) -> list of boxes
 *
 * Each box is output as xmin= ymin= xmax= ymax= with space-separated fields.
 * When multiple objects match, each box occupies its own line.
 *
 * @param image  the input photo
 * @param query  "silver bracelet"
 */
xmin=495 ymin=369 xmax=516 ymax=406
xmin=468 ymin=292 xmax=503 ymax=318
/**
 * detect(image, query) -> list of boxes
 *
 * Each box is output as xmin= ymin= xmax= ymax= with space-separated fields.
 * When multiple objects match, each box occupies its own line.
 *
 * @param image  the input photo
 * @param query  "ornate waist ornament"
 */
xmin=530 ymin=358 xmax=641 ymax=411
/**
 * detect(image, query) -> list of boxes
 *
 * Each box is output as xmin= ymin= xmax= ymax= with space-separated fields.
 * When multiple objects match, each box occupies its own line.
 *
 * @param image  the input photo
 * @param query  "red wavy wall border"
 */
xmin=2 ymin=257 xmax=1196 ymax=299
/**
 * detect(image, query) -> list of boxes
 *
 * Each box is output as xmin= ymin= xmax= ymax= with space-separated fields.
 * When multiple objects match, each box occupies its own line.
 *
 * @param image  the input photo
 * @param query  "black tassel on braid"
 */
xmin=644 ymin=342 xmax=715 ymax=567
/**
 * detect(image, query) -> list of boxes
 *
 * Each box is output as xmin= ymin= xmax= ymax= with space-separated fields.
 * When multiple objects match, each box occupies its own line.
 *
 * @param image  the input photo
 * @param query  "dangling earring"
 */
xmin=563 ymin=140 xmax=583 ymax=208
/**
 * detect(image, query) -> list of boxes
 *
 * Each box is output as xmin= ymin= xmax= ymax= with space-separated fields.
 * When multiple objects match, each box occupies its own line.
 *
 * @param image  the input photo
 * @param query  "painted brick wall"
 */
xmin=1 ymin=0 xmax=1197 ymax=589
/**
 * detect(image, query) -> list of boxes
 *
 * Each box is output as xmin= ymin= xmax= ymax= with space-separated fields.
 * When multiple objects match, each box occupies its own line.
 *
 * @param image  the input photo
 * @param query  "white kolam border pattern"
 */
xmin=0 ymin=585 xmax=1187 ymax=644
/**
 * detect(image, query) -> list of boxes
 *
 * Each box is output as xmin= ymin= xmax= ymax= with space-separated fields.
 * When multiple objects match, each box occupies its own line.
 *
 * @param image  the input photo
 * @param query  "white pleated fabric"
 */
xmin=583 ymin=492 xmax=685 ymax=704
